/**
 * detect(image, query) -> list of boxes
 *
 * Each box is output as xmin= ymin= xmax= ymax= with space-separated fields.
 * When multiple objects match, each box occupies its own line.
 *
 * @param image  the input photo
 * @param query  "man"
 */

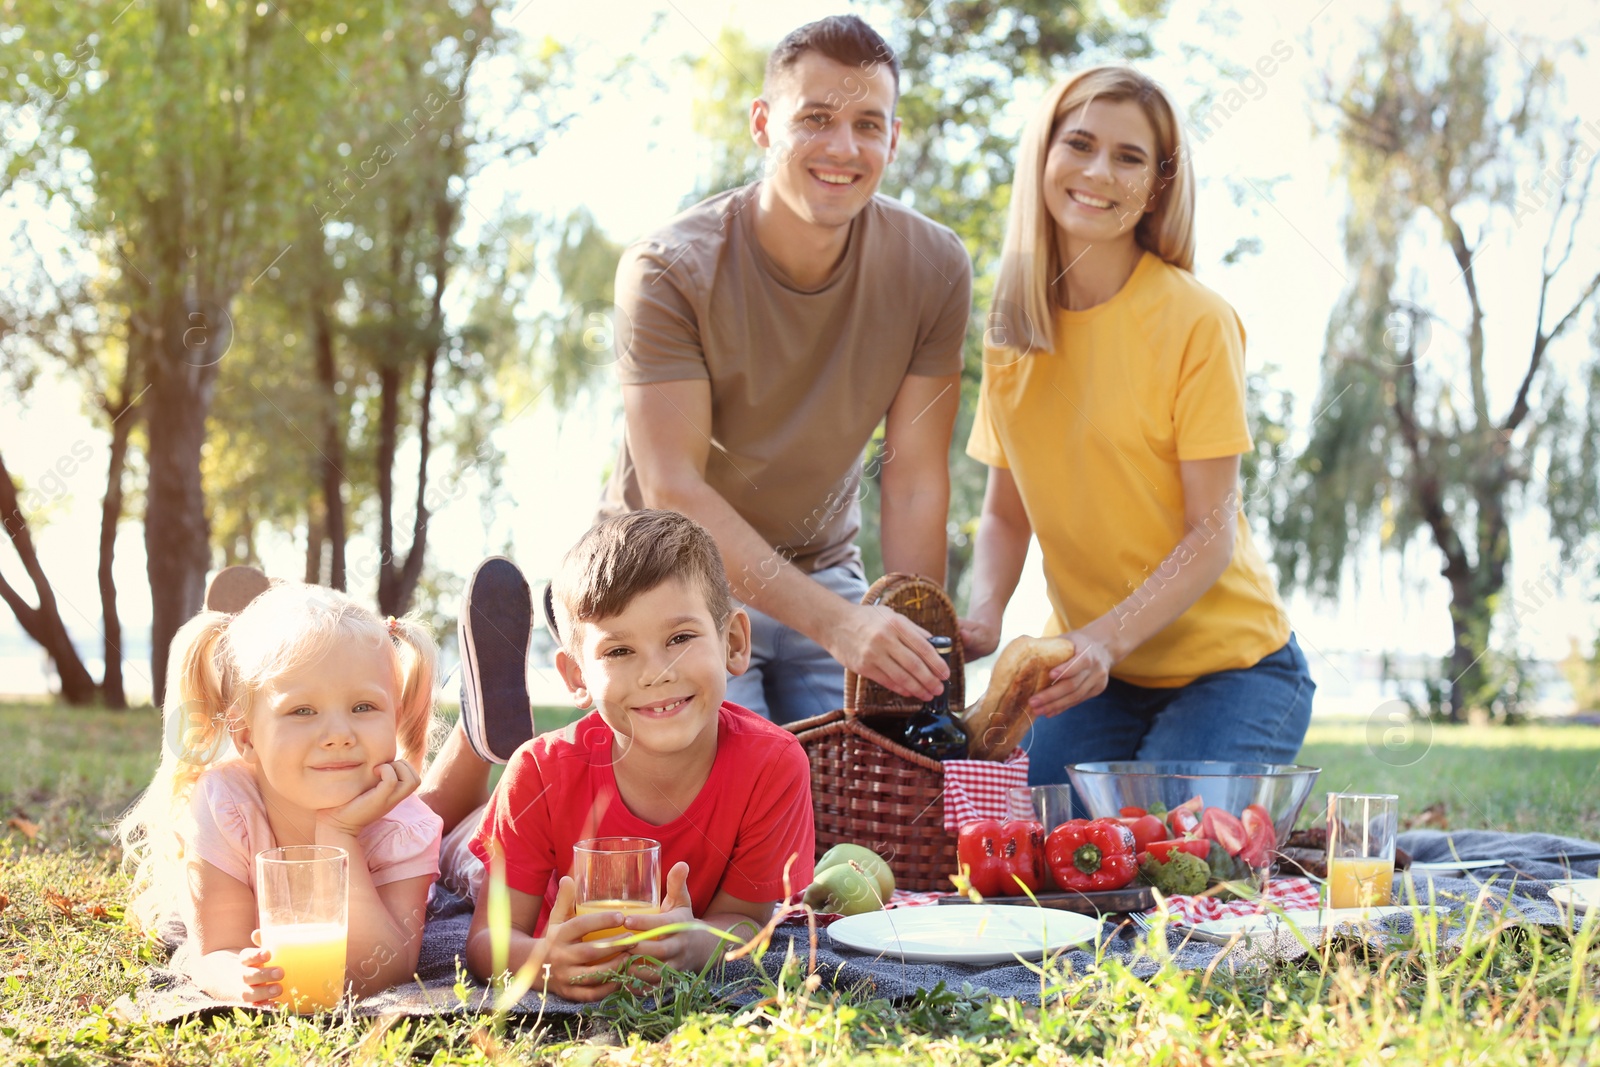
xmin=598 ymin=14 xmax=972 ymax=725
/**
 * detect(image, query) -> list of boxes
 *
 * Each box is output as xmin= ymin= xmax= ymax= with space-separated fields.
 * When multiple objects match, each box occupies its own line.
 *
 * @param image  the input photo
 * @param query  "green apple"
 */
xmin=815 ymin=843 xmax=895 ymax=899
xmin=802 ymin=862 xmax=883 ymax=915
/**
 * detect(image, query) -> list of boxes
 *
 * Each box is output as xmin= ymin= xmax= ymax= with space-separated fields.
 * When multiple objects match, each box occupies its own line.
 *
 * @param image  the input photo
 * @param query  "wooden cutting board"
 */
xmin=936 ymin=884 xmax=1155 ymax=915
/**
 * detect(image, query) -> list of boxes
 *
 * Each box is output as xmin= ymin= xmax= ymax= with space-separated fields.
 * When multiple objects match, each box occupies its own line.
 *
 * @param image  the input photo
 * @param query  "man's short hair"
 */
xmin=554 ymin=509 xmax=734 ymax=652
xmin=764 ymin=15 xmax=899 ymax=101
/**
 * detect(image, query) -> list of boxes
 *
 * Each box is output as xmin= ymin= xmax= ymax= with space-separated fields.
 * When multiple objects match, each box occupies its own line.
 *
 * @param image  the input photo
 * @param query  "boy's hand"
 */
xmin=533 ymin=876 xmax=636 ymax=1001
xmin=237 ymin=936 xmax=284 ymax=1005
xmin=620 ymin=861 xmax=708 ymax=980
xmin=316 ymin=759 xmax=420 ymax=837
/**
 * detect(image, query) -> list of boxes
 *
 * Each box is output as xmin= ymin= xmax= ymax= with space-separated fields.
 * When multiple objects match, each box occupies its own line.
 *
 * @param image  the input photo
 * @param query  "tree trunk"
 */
xmin=0 ymin=450 xmax=99 ymax=704
xmin=374 ymin=362 xmax=401 ymax=612
xmin=374 ymin=349 xmax=435 ymax=617
xmin=1445 ymin=588 xmax=1494 ymax=723
xmin=143 ymin=298 xmax=222 ymax=703
xmin=96 ymin=364 xmax=140 ymax=710
xmin=311 ymin=299 xmax=346 ymax=589
xmin=304 ymin=497 xmax=324 ymax=584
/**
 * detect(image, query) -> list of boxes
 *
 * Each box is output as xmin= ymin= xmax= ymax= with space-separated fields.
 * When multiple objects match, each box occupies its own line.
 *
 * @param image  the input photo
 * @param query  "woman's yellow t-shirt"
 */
xmin=967 ymin=252 xmax=1290 ymax=688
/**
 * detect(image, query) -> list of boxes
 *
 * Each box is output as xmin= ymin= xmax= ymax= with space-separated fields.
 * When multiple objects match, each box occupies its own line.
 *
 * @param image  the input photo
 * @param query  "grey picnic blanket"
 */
xmin=116 ymin=829 xmax=1598 ymax=1023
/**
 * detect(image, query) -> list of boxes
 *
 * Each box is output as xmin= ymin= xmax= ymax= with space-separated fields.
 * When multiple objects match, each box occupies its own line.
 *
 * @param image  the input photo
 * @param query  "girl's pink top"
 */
xmin=183 ymin=758 xmax=442 ymax=889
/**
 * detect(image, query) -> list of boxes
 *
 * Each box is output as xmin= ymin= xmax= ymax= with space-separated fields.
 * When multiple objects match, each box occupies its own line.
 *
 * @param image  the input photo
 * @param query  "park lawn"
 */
xmin=2 ymin=703 xmax=1598 ymax=1065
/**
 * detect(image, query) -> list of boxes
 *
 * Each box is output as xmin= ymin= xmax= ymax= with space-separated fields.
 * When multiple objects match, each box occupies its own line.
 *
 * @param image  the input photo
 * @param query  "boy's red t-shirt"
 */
xmin=467 ymin=701 xmax=815 ymax=933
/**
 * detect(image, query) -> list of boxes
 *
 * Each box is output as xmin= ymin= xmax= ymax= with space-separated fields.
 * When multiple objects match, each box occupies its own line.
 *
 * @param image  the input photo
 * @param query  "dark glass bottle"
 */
xmin=899 ymin=636 xmax=968 ymax=760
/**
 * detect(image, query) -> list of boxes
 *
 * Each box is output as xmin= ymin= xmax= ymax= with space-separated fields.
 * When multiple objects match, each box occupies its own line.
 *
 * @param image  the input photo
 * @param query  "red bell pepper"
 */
xmin=957 ymin=819 xmax=1045 ymax=897
xmin=1144 ymin=838 xmax=1211 ymax=862
xmin=1044 ymin=818 xmax=1139 ymax=892
xmin=1115 ymin=814 xmax=1168 ymax=853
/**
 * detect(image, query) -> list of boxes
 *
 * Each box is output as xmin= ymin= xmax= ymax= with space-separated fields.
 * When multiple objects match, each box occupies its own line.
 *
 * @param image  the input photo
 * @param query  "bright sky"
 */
xmin=3 ymin=0 xmax=1598 ymax=706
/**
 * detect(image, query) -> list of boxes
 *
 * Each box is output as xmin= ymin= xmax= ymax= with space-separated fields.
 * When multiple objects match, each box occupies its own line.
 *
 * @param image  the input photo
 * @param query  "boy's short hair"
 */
xmin=764 ymin=15 xmax=899 ymax=101
xmin=554 ymin=510 xmax=735 ymax=652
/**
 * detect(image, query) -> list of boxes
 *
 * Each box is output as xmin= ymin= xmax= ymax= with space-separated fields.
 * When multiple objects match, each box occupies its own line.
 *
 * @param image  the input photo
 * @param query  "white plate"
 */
xmin=1406 ymin=859 xmax=1508 ymax=874
xmin=1547 ymin=879 xmax=1600 ymax=916
xmin=828 ymin=905 xmax=1100 ymax=964
xmin=1185 ymin=906 xmax=1417 ymax=942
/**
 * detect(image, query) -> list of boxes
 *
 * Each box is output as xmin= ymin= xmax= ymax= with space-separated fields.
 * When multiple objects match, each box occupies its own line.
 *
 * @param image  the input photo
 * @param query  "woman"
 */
xmin=958 ymin=67 xmax=1313 ymax=788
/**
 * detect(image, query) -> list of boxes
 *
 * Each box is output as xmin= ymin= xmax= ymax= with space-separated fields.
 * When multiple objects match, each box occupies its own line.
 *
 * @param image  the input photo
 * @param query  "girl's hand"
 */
xmin=619 ymin=861 xmax=705 ymax=983
xmin=958 ymin=616 xmax=1001 ymax=659
xmin=317 ymin=759 xmax=420 ymax=837
xmin=237 ymin=938 xmax=284 ymax=1005
xmin=1027 ymin=631 xmax=1114 ymax=717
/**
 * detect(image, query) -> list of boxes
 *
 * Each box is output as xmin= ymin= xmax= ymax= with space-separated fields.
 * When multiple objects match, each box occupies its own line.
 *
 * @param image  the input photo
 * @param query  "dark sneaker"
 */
xmin=540 ymin=581 xmax=561 ymax=643
xmin=458 ymin=556 xmax=535 ymax=764
xmin=205 ymin=565 xmax=271 ymax=613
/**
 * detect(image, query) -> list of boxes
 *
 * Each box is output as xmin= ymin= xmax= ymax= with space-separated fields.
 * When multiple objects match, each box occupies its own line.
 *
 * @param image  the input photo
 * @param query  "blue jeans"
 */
xmin=726 ymin=560 xmax=868 ymax=726
xmin=1023 ymin=635 xmax=1315 ymax=806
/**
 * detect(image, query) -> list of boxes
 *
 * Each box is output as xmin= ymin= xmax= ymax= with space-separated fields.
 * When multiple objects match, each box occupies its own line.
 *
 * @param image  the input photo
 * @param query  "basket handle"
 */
xmin=842 ymin=572 xmax=965 ymax=716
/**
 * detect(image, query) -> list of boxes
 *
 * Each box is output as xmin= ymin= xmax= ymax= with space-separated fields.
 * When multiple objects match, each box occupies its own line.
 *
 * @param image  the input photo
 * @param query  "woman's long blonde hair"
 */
xmin=990 ymin=66 xmax=1195 ymax=357
xmin=117 ymin=582 xmax=439 ymax=927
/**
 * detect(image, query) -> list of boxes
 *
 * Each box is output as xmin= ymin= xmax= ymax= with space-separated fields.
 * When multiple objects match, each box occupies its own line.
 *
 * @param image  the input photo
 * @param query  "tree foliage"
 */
xmin=1270 ymin=2 xmax=1600 ymax=720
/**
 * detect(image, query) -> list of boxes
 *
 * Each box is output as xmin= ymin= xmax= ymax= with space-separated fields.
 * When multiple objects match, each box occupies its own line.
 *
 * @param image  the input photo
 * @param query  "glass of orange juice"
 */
xmin=1325 ymin=793 xmax=1398 ymax=909
xmin=572 ymin=837 xmax=661 ymax=946
xmin=255 ymin=845 xmax=348 ymax=1013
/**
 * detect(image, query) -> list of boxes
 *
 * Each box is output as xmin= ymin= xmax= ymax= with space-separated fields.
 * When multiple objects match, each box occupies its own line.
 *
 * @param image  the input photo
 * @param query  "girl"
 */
xmin=959 ymin=67 xmax=1314 ymax=787
xmin=119 ymin=582 xmax=444 ymax=1006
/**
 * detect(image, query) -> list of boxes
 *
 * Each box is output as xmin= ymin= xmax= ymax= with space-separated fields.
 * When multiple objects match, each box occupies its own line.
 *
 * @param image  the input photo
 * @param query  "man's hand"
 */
xmin=316 ymin=759 xmax=420 ymax=837
xmin=1027 ymin=631 xmax=1114 ymax=717
xmin=827 ymin=603 xmax=949 ymax=702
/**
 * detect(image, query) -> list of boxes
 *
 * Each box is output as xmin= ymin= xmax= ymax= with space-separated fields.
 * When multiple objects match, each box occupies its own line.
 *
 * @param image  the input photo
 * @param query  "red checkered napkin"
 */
xmin=886 ymin=889 xmax=948 ymax=909
xmin=1151 ymin=876 xmax=1322 ymax=925
xmin=940 ymin=749 xmax=1031 ymax=834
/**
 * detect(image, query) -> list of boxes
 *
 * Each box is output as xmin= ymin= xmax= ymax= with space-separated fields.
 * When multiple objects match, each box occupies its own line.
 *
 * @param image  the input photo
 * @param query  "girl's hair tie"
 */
xmin=386 ymin=615 xmax=399 ymax=637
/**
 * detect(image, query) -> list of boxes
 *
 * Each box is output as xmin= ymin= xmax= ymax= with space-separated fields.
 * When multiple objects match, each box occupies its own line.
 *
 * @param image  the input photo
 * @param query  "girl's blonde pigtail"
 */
xmin=116 ymin=610 xmax=236 ymax=928
xmin=388 ymin=614 xmax=440 ymax=769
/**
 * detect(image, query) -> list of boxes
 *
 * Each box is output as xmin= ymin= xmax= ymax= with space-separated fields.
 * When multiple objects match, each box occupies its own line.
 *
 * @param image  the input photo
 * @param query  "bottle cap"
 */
xmin=928 ymin=635 xmax=953 ymax=654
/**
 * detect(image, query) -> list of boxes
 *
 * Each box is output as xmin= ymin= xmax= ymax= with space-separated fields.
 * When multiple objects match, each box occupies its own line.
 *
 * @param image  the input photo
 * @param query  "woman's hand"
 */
xmin=317 ymin=759 xmax=420 ymax=837
xmin=957 ymin=616 xmax=1001 ymax=659
xmin=1027 ymin=631 xmax=1115 ymax=717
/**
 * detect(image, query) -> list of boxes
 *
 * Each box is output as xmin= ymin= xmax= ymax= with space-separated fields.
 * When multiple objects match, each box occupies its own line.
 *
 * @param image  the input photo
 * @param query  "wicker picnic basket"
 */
xmin=787 ymin=573 xmax=966 ymax=892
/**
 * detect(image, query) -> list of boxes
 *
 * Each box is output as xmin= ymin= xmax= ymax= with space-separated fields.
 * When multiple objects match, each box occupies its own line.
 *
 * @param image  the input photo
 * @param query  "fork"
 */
xmin=1126 ymin=911 xmax=1157 ymax=939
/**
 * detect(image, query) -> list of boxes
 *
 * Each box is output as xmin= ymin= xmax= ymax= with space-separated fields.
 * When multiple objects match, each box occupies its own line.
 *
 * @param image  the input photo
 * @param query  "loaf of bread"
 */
xmin=961 ymin=635 xmax=1076 ymax=760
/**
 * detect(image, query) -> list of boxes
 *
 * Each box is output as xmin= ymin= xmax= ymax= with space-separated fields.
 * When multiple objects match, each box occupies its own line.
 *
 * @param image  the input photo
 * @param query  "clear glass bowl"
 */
xmin=1066 ymin=760 xmax=1322 ymax=887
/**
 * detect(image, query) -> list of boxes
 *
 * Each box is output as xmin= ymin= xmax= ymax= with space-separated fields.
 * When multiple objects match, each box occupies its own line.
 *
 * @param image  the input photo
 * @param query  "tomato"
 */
xmin=1118 ymin=806 xmax=1148 ymax=818
xmin=1143 ymin=838 xmax=1210 ymax=862
xmin=1174 ymin=795 xmax=1204 ymax=815
xmin=1167 ymin=806 xmax=1201 ymax=838
xmin=1201 ymin=807 xmax=1248 ymax=857
xmin=1115 ymin=814 xmax=1168 ymax=853
xmin=1240 ymin=804 xmax=1277 ymax=867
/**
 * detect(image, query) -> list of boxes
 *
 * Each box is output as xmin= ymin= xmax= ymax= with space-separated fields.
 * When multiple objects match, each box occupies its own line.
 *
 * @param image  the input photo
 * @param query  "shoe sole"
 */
xmin=459 ymin=556 xmax=535 ymax=764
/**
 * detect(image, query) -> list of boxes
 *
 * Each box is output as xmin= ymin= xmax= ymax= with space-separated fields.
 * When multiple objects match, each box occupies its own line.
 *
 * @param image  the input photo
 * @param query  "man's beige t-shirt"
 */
xmin=600 ymin=182 xmax=973 ymax=577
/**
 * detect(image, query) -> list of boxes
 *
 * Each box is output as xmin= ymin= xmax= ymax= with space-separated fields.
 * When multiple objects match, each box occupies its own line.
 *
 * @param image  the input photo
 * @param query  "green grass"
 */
xmin=3 ymin=705 xmax=1599 ymax=1065
xmin=1299 ymin=720 xmax=1600 ymax=840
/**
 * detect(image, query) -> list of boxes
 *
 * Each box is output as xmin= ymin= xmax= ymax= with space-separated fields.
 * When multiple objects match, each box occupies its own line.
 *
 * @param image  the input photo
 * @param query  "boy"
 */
xmin=427 ymin=510 xmax=815 ymax=1001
